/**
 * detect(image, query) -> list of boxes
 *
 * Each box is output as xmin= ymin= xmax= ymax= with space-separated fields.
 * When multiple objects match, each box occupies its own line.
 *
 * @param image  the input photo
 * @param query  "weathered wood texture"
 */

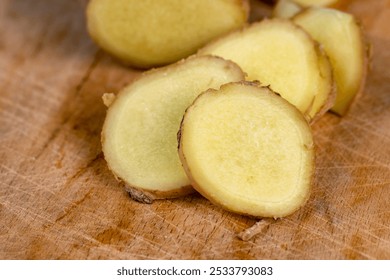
xmin=1 ymin=0 xmax=390 ymax=260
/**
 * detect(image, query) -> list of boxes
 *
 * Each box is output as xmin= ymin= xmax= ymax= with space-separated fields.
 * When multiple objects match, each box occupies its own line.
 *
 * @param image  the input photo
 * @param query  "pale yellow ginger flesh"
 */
xmin=199 ymin=19 xmax=334 ymax=121
xmin=294 ymin=0 xmax=339 ymax=6
xmin=306 ymin=46 xmax=336 ymax=122
xmin=273 ymin=0 xmax=303 ymax=19
xmin=294 ymin=8 xmax=367 ymax=115
xmin=273 ymin=0 xmax=346 ymax=19
xmin=87 ymin=0 xmax=249 ymax=68
xmin=179 ymin=82 xmax=314 ymax=218
xmin=101 ymin=56 xmax=245 ymax=201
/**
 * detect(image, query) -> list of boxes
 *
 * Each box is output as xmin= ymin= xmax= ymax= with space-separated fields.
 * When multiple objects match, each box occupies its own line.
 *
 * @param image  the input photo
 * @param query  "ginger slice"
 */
xmin=273 ymin=0 xmax=350 ymax=19
xmin=273 ymin=0 xmax=303 ymax=18
xmin=292 ymin=0 xmax=340 ymax=7
xmin=102 ymin=56 xmax=245 ymax=201
xmin=199 ymin=19 xmax=334 ymax=121
xmin=306 ymin=47 xmax=336 ymax=123
xmin=178 ymin=82 xmax=314 ymax=218
xmin=293 ymin=8 xmax=368 ymax=115
xmin=87 ymin=0 xmax=249 ymax=68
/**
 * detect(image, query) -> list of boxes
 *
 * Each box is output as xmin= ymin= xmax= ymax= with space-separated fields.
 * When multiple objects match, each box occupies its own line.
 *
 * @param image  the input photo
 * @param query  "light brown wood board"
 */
xmin=1 ymin=0 xmax=389 ymax=259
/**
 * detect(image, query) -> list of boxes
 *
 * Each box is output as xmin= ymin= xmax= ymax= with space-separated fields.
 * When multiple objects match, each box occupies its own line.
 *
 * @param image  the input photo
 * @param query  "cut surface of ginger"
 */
xmin=199 ymin=19 xmax=334 ymax=121
xmin=102 ymin=56 xmax=245 ymax=200
xmin=294 ymin=8 xmax=367 ymax=115
xmin=179 ymin=82 xmax=314 ymax=218
xmin=294 ymin=0 xmax=339 ymax=6
xmin=273 ymin=0 xmax=349 ymax=19
xmin=273 ymin=0 xmax=304 ymax=18
xmin=87 ymin=0 xmax=249 ymax=68
xmin=306 ymin=45 xmax=336 ymax=122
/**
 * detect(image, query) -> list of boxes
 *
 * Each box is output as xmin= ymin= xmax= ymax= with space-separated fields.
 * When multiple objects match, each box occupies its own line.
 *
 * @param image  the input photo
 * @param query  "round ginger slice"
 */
xmin=293 ymin=8 xmax=368 ymax=116
xmin=273 ymin=0 xmax=351 ymax=19
xmin=199 ymin=19 xmax=334 ymax=121
xmin=273 ymin=0 xmax=303 ymax=19
xmin=294 ymin=0 xmax=353 ymax=8
xmin=87 ymin=0 xmax=249 ymax=68
xmin=178 ymin=82 xmax=314 ymax=218
xmin=101 ymin=56 xmax=245 ymax=202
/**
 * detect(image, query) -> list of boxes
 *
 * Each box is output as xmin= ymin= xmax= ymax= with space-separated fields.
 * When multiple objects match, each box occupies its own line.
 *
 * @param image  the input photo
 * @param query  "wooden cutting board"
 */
xmin=1 ymin=0 xmax=390 ymax=260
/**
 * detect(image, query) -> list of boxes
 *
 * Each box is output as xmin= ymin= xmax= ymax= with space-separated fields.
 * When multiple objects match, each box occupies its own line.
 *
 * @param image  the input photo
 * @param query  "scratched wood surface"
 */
xmin=1 ymin=0 xmax=390 ymax=260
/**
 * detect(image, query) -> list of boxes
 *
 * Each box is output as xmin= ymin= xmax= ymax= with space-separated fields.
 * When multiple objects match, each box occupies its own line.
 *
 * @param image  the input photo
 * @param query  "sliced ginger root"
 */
xmin=199 ymin=19 xmax=335 ymax=122
xmin=101 ymin=55 xmax=245 ymax=202
xmin=293 ymin=0 xmax=341 ymax=5
xmin=273 ymin=0 xmax=350 ymax=19
xmin=87 ymin=0 xmax=249 ymax=68
xmin=293 ymin=8 xmax=368 ymax=115
xmin=178 ymin=82 xmax=314 ymax=218
xmin=273 ymin=0 xmax=304 ymax=18
xmin=306 ymin=47 xmax=336 ymax=123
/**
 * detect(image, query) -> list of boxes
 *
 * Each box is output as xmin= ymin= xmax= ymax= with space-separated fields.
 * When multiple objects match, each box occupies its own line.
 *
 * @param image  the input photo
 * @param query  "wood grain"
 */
xmin=1 ymin=0 xmax=389 ymax=260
